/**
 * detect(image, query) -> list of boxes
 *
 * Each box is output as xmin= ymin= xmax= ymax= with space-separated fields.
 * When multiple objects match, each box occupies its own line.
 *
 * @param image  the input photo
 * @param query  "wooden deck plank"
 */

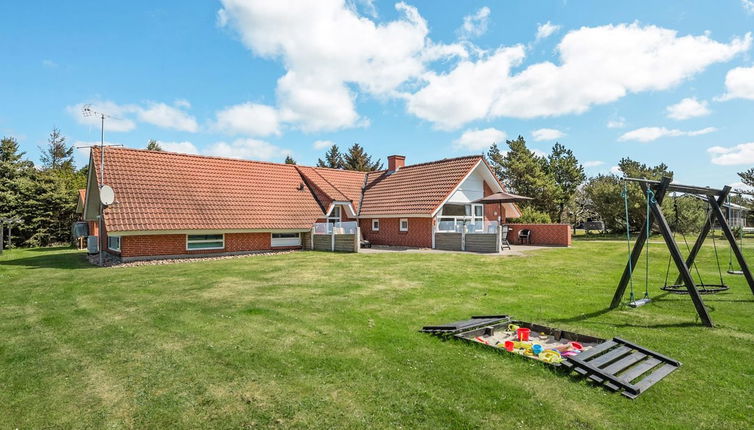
xmin=588 ymin=346 xmax=632 ymax=368
xmin=602 ymin=352 xmax=647 ymax=375
xmin=619 ymin=357 xmax=661 ymax=383
xmin=633 ymin=363 xmax=678 ymax=392
xmin=576 ymin=340 xmax=617 ymax=361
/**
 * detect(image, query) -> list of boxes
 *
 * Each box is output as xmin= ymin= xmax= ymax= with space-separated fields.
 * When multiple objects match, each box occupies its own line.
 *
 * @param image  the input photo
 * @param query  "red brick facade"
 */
xmin=360 ymin=217 xmax=433 ymax=248
xmin=506 ymin=224 xmax=571 ymax=247
xmin=118 ymin=232 xmax=300 ymax=258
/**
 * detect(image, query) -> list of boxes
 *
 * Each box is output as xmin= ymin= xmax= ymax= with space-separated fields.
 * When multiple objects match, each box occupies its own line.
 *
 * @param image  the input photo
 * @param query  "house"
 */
xmin=80 ymin=147 xmax=568 ymax=262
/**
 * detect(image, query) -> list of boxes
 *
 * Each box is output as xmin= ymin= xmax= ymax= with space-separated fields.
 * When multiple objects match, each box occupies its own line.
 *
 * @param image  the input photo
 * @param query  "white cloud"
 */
xmin=458 ymin=7 xmax=490 ymax=39
xmin=42 ymin=59 xmax=58 ymax=68
xmin=619 ymin=126 xmax=717 ymax=142
xmin=719 ymin=66 xmax=754 ymax=100
xmin=743 ymin=0 xmax=754 ymax=14
xmin=206 ymin=138 xmax=288 ymax=161
xmin=67 ymin=101 xmax=139 ymax=132
xmin=313 ymin=140 xmax=335 ymax=150
xmin=158 ymin=141 xmax=199 ymax=154
xmin=138 ymin=102 xmax=199 ymax=132
xmin=583 ymin=160 xmax=605 ymax=168
xmin=453 ymin=127 xmax=506 ymax=151
xmin=707 ymin=142 xmax=754 ymax=165
xmin=665 ymin=97 xmax=710 ymax=120
xmin=407 ymin=23 xmax=751 ymax=129
xmin=610 ymin=166 xmax=622 ymax=175
xmin=607 ymin=117 xmax=626 ymax=128
xmin=729 ymin=181 xmax=754 ymax=193
xmin=218 ymin=0 xmax=463 ymax=132
xmin=536 ymin=21 xmax=560 ymax=40
xmin=532 ymin=128 xmax=565 ymax=141
xmin=214 ymin=102 xmax=281 ymax=136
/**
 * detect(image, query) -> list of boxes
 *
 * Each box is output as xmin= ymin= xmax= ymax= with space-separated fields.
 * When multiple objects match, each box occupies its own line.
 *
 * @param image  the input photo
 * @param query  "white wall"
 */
xmin=447 ymin=167 xmax=485 ymax=204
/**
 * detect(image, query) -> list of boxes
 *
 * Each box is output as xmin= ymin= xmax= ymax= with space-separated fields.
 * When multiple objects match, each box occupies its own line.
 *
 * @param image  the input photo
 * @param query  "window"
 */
xmin=186 ymin=234 xmax=224 ymax=250
xmin=437 ymin=203 xmax=485 ymax=232
xmin=271 ymin=232 xmax=301 ymax=247
xmin=400 ymin=218 xmax=409 ymax=232
xmin=327 ymin=206 xmax=341 ymax=222
xmin=372 ymin=219 xmax=380 ymax=231
xmin=107 ymin=235 xmax=121 ymax=251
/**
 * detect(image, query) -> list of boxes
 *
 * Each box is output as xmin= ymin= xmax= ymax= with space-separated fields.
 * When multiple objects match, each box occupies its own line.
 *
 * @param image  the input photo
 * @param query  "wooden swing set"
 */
xmin=610 ymin=177 xmax=754 ymax=327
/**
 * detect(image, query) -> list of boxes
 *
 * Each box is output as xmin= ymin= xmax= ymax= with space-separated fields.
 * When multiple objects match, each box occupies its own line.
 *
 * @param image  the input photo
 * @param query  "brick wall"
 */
xmin=506 ymin=224 xmax=571 ymax=247
xmin=119 ymin=232 xmax=300 ymax=258
xmin=359 ymin=217 xmax=433 ymax=248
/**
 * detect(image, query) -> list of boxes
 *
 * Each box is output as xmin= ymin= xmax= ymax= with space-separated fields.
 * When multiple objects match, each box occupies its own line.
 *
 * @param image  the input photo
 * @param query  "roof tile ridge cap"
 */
xmin=398 ymin=154 xmax=482 ymax=170
xmin=101 ymin=146 xmax=309 ymax=168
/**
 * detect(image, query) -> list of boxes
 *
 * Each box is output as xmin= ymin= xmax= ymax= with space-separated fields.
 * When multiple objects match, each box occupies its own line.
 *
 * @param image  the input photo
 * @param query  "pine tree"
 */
xmin=546 ymin=143 xmax=586 ymax=222
xmin=284 ymin=155 xmax=296 ymax=165
xmin=146 ymin=139 xmax=162 ymax=151
xmin=39 ymin=127 xmax=74 ymax=171
xmin=739 ymin=168 xmax=754 ymax=188
xmin=498 ymin=136 xmax=559 ymax=218
xmin=486 ymin=143 xmax=505 ymax=181
xmin=0 ymin=137 xmax=31 ymax=221
xmin=317 ymin=144 xmax=344 ymax=169
xmin=342 ymin=143 xmax=383 ymax=171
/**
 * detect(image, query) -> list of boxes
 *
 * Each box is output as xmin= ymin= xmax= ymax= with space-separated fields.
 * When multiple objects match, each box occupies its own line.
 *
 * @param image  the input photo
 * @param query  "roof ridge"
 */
xmin=398 ymin=154 xmax=483 ymax=170
xmin=92 ymin=146 xmax=301 ymax=168
xmin=305 ymin=165 xmax=351 ymax=202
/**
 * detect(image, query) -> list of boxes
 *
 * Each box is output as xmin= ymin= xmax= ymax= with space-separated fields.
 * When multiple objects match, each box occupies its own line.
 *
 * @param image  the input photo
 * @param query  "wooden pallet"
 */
xmin=562 ymin=337 xmax=680 ymax=399
xmin=422 ymin=315 xmax=680 ymax=399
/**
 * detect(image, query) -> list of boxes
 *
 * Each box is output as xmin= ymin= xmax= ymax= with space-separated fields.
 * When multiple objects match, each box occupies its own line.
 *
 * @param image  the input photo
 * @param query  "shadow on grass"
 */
xmin=0 ymin=249 xmax=90 ymax=270
xmin=549 ymin=306 xmax=615 ymax=324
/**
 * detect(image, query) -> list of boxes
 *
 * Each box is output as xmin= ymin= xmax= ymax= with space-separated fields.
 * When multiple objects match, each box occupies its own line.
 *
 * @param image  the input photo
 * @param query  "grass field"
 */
xmin=1 ymin=239 xmax=753 ymax=429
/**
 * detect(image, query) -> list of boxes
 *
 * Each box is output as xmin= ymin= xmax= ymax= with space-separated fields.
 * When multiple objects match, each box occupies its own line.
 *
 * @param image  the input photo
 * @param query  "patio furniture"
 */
xmin=518 ymin=229 xmax=532 ymax=245
xmin=501 ymin=225 xmax=511 ymax=250
xmin=359 ymin=229 xmax=372 ymax=248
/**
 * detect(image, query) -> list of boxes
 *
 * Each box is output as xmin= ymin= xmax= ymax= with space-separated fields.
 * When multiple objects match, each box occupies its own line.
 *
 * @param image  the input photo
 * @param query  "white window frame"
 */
xmin=400 ymin=218 xmax=409 ymax=232
xmin=107 ymin=235 xmax=121 ymax=252
xmin=186 ymin=234 xmax=225 ymax=251
xmin=271 ymin=232 xmax=301 ymax=247
xmin=436 ymin=203 xmax=485 ymax=233
xmin=327 ymin=206 xmax=342 ymax=223
xmin=372 ymin=219 xmax=380 ymax=231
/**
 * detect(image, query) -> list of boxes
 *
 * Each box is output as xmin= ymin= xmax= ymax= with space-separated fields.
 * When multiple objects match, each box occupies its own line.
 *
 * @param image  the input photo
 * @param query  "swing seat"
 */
xmin=660 ymin=284 xmax=729 ymax=295
xmin=727 ymin=269 xmax=744 ymax=275
xmin=628 ymin=298 xmax=651 ymax=308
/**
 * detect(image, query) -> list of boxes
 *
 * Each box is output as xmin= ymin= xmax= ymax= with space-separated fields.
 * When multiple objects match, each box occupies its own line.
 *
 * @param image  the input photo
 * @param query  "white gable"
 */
xmin=447 ymin=166 xmax=486 ymax=204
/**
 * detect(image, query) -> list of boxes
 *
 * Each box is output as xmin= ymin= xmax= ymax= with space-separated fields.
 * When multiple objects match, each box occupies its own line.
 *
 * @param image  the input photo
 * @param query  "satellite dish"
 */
xmin=99 ymin=185 xmax=115 ymax=206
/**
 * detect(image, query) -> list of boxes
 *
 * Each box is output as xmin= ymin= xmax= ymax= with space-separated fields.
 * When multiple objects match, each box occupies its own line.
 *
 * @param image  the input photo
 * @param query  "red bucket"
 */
xmin=516 ymin=327 xmax=531 ymax=341
xmin=504 ymin=340 xmax=515 ymax=351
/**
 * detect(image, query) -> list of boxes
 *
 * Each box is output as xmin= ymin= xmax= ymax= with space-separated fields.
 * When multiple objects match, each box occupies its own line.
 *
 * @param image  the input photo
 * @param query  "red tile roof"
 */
xmin=359 ymin=156 xmax=483 ymax=216
xmin=297 ymin=166 xmax=367 ymax=213
xmin=90 ymin=147 xmax=324 ymax=232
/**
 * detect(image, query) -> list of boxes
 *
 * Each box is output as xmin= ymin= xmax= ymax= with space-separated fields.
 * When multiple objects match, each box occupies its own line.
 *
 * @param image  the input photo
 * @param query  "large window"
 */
xmin=107 ymin=235 xmax=121 ymax=252
xmin=437 ymin=203 xmax=485 ymax=232
xmin=328 ymin=206 xmax=341 ymax=223
xmin=186 ymin=234 xmax=224 ymax=250
xmin=271 ymin=232 xmax=301 ymax=247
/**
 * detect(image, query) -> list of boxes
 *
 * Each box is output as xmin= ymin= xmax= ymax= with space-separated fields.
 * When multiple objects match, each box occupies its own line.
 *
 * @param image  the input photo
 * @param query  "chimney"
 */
xmin=387 ymin=155 xmax=405 ymax=172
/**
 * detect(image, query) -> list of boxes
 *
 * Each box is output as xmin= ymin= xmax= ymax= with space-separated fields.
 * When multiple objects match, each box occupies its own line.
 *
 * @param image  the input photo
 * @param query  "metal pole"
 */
xmin=99 ymin=113 xmax=105 ymax=266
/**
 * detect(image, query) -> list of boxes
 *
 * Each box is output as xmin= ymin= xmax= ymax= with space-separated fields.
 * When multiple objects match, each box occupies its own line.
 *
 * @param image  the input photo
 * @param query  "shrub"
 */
xmin=509 ymin=206 xmax=552 ymax=224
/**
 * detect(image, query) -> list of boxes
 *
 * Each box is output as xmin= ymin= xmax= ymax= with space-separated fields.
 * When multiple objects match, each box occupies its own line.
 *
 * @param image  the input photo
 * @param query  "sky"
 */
xmin=1 ymin=0 xmax=753 ymax=190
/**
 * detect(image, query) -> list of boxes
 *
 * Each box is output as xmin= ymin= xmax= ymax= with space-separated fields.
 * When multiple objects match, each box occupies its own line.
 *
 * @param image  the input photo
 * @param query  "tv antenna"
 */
xmin=80 ymin=104 xmax=122 ymax=266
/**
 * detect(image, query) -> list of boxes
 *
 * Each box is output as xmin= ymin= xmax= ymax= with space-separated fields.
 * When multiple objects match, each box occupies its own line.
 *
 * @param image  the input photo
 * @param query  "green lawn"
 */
xmin=1 ymin=240 xmax=753 ymax=429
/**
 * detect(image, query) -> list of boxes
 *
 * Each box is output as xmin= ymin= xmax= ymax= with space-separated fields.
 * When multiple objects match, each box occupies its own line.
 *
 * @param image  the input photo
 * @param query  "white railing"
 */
xmin=313 ymin=221 xmax=358 ymax=235
xmin=437 ymin=218 xmax=499 ymax=233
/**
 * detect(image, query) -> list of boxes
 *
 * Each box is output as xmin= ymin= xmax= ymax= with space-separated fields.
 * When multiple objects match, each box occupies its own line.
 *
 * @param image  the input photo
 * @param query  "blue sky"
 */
xmin=1 ymin=0 xmax=753 ymax=189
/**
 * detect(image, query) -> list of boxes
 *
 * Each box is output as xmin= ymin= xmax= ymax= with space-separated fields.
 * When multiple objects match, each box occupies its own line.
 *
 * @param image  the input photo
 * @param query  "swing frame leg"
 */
xmin=707 ymin=195 xmax=754 ymax=296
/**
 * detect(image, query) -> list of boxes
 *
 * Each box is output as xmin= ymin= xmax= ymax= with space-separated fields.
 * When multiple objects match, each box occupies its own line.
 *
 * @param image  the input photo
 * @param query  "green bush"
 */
xmin=509 ymin=206 xmax=552 ymax=224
